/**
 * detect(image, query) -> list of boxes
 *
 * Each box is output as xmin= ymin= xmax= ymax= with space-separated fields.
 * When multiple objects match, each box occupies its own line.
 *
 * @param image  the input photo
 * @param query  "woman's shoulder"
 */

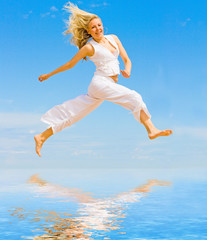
xmin=105 ymin=34 xmax=120 ymax=45
xmin=106 ymin=34 xmax=119 ymax=40
xmin=105 ymin=34 xmax=120 ymax=49
xmin=85 ymin=41 xmax=94 ymax=49
xmin=78 ymin=42 xmax=94 ymax=58
xmin=84 ymin=42 xmax=95 ymax=57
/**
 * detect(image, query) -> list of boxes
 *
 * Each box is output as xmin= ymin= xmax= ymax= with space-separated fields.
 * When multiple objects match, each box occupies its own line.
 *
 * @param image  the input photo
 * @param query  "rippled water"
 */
xmin=1 ymin=168 xmax=207 ymax=240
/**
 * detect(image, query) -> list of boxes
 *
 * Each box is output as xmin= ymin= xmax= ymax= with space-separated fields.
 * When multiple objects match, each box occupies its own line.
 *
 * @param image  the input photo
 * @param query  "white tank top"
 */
xmin=89 ymin=35 xmax=120 ymax=76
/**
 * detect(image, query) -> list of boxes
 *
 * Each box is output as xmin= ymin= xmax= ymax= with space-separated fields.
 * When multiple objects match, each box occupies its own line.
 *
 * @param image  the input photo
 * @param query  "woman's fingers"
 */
xmin=39 ymin=75 xmax=44 ymax=82
xmin=38 ymin=74 xmax=48 ymax=82
xmin=121 ymin=70 xmax=130 ymax=78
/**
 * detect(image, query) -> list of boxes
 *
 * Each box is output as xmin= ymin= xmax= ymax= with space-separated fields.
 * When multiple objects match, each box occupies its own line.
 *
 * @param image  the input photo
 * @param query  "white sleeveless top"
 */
xmin=89 ymin=35 xmax=120 ymax=76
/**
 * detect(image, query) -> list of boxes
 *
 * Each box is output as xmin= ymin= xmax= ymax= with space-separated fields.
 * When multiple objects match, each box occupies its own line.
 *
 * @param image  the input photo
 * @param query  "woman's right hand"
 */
xmin=38 ymin=74 xmax=50 ymax=82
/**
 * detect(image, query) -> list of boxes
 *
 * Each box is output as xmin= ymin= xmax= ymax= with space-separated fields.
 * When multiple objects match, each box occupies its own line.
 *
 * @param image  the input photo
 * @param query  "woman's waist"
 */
xmin=109 ymin=74 xmax=118 ymax=83
xmin=93 ymin=72 xmax=118 ymax=83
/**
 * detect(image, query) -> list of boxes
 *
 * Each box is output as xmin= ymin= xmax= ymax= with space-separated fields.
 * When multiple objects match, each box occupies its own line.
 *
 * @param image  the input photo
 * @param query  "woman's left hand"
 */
xmin=39 ymin=74 xmax=50 ymax=82
xmin=121 ymin=70 xmax=130 ymax=78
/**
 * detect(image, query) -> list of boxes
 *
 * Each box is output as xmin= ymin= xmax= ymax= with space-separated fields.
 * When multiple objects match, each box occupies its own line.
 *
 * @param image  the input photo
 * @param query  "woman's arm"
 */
xmin=38 ymin=44 xmax=94 ymax=82
xmin=112 ymin=34 xmax=131 ymax=78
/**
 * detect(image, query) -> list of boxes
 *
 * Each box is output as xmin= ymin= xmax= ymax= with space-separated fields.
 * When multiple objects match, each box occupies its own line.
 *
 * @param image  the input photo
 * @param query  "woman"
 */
xmin=35 ymin=2 xmax=173 ymax=157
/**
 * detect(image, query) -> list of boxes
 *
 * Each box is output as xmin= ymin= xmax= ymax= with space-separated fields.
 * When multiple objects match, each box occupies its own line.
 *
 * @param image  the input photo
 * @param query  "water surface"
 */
xmin=1 ymin=168 xmax=207 ymax=240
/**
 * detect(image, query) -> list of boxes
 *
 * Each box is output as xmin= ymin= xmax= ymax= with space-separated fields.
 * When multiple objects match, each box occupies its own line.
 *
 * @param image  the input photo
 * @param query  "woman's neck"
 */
xmin=93 ymin=35 xmax=105 ymax=43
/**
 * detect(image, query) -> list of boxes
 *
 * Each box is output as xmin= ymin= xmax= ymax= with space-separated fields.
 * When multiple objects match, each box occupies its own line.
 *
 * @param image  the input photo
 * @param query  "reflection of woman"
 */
xmin=35 ymin=2 xmax=173 ymax=157
xmin=27 ymin=174 xmax=171 ymax=236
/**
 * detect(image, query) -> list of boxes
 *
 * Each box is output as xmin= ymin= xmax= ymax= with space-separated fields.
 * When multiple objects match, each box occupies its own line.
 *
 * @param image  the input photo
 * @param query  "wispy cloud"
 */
xmin=82 ymin=142 xmax=104 ymax=147
xmin=41 ymin=12 xmax=51 ymax=18
xmin=0 ymin=112 xmax=40 ymax=161
xmin=72 ymin=149 xmax=95 ymax=156
xmin=41 ymin=6 xmax=58 ymax=18
xmin=70 ymin=141 xmax=104 ymax=157
xmin=23 ymin=10 xmax=32 ymax=19
xmin=0 ymin=98 xmax=14 ymax=104
xmin=0 ymin=134 xmax=31 ymax=168
xmin=0 ymin=112 xmax=41 ymax=128
xmin=181 ymin=18 xmax=191 ymax=27
xmin=50 ymin=6 xmax=58 ymax=12
xmin=0 ymin=113 xmax=38 ymax=168
xmin=131 ymin=145 xmax=163 ymax=160
xmin=175 ymin=125 xmax=207 ymax=140
xmin=0 ymin=150 xmax=28 ymax=154
xmin=90 ymin=2 xmax=109 ymax=8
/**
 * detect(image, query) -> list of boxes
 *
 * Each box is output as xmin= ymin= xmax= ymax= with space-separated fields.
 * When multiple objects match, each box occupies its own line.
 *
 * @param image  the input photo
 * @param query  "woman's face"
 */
xmin=88 ymin=18 xmax=104 ymax=40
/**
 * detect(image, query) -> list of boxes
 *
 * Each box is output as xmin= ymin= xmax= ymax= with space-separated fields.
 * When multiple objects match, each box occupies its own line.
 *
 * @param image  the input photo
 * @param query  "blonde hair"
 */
xmin=64 ymin=2 xmax=99 ymax=59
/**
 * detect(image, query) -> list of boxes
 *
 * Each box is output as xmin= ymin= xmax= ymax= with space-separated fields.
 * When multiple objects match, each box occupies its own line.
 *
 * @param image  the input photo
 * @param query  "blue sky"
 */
xmin=1 ymin=0 xmax=207 ymax=169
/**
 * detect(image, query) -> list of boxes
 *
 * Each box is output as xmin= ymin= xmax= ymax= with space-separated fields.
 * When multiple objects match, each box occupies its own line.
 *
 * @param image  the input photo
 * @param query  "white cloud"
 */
xmin=175 ymin=126 xmax=207 ymax=140
xmin=90 ymin=2 xmax=109 ymax=8
xmin=29 ymin=130 xmax=36 ymax=134
xmin=0 ymin=112 xmax=41 ymax=128
xmin=50 ymin=6 xmax=58 ymax=12
xmin=131 ymin=146 xmax=160 ymax=160
xmin=41 ymin=12 xmax=51 ymax=18
xmin=131 ymin=154 xmax=152 ymax=160
xmin=181 ymin=18 xmax=191 ymax=27
xmin=23 ymin=10 xmax=32 ymax=19
xmin=72 ymin=149 xmax=94 ymax=156
xmin=82 ymin=142 xmax=104 ymax=147
xmin=0 ymin=112 xmax=40 ymax=162
xmin=41 ymin=6 xmax=58 ymax=18
xmin=0 ymin=150 xmax=28 ymax=154
xmin=0 ymin=99 xmax=14 ymax=104
xmin=0 ymin=134 xmax=32 ymax=153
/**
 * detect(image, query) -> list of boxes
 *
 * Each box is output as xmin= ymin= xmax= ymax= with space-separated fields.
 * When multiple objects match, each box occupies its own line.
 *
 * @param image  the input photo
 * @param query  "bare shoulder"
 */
xmin=110 ymin=34 xmax=120 ymax=41
xmin=110 ymin=34 xmax=122 ymax=45
xmin=81 ymin=43 xmax=94 ymax=57
xmin=80 ymin=43 xmax=93 ymax=52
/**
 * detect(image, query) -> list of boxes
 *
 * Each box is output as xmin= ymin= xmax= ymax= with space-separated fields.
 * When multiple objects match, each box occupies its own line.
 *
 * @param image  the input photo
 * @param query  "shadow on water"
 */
xmin=9 ymin=174 xmax=171 ymax=240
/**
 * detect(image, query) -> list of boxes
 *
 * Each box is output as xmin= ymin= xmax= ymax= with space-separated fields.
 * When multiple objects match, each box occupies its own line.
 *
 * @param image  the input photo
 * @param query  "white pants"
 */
xmin=41 ymin=74 xmax=151 ymax=134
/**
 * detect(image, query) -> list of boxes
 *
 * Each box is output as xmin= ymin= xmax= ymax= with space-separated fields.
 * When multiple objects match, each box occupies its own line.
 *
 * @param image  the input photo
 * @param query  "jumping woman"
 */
xmin=35 ymin=2 xmax=173 ymax=157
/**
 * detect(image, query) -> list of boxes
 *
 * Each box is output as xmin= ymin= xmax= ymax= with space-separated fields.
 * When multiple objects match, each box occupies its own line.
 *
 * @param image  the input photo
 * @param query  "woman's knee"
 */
xmin=130 ymin=90 xmax=143 ymax=103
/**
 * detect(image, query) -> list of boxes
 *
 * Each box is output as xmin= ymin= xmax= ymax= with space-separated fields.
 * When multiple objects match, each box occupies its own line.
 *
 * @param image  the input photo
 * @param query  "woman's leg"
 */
xmin=92 ymin=76 xmax=172 ymax=139
xmin=140 ymin=110 xmax=173 ymax=139
xmin=41 ymin=94 xmax=103 ymax=134
xmin=34 ymin=127 xmax=53 ymax=157
xmin=35 ymin=94 xmax=103 ymax=157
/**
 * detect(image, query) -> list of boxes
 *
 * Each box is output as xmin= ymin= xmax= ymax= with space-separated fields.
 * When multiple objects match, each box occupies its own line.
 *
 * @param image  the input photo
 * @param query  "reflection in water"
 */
xmin=10 ymin=174 xmax=171 ymax=240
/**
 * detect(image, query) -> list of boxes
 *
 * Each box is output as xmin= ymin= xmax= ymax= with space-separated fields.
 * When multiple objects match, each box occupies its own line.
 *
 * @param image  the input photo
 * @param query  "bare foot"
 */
xmin=148 ymin=129 xmax=173 ymax=140
xmin=34 ymin=134 xmax=44 ymax=157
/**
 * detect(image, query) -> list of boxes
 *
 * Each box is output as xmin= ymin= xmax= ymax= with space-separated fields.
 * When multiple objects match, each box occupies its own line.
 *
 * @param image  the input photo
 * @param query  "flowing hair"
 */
xmin=63 ymin=2 xmax=99 ymax=60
